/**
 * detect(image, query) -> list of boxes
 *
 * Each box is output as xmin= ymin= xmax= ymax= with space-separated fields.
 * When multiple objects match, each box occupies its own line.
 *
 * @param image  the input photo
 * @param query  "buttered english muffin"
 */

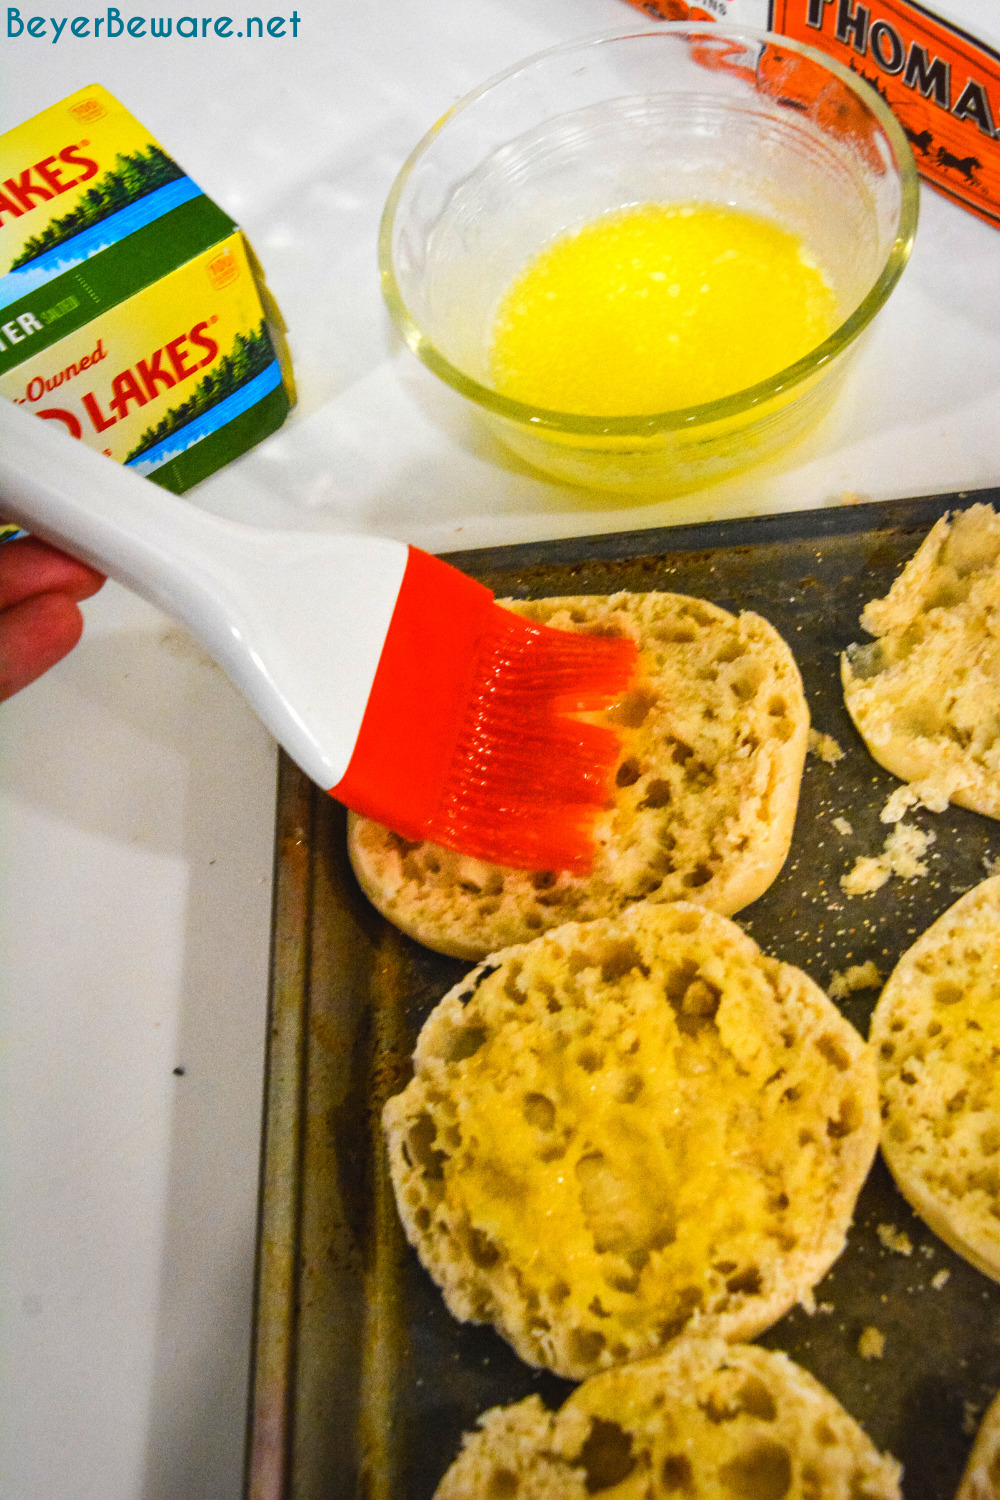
xmin=842 ymin=504 xmax=1000 ymax=819
xmin=383 ymin=901 xmax=879 ymax=1382
xmin=434 ymin=1339 xmax=902 ymax=1500
xmin=958 ymin=1385 xmax=1000 ymax=1500
xmin=871 ymin=875 xmax=1000 ymax=1281
xmin=350 ymin=590 xmax=809 ymax=960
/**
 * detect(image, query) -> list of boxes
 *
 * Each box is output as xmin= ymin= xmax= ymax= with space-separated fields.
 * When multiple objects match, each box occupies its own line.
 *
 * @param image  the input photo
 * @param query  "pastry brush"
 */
xmin=0 ymin=402 xmax=636 ymax=871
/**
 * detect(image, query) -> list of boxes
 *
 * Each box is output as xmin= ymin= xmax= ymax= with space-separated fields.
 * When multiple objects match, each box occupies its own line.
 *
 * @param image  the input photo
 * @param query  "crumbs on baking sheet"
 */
xmin=808 ymin=729 xmax=846 ymax=765
xmin=881 ymin=771 xmax=966 ymax=824
xmin=841 ymin=856 xmax=892 ymax=897
xmin=931 ymin=1269 xmax=951 ymax=1290
xmin=858 ymin=1326 xmax=885 ymax=1359
xmin=828 ymin=960 xmax=882 ymax=1000
xmin=841 ymin=821 xmax=936 ymax=896
xmin=877 ymin=1223 xmax=914 ymax=1256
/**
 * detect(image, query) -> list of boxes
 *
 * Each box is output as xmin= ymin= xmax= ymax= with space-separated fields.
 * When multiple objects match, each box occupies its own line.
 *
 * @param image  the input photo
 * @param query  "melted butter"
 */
xmin=448 ymin=955 xmax=812 ymax=1319
xmin=488 ymin=201 xmax=838 ymax=415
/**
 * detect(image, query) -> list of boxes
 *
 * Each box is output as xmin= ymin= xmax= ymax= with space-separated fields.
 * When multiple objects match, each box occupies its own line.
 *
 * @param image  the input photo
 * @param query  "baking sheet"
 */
xmin=245 ymin=489 xmax=1000 ymax=1500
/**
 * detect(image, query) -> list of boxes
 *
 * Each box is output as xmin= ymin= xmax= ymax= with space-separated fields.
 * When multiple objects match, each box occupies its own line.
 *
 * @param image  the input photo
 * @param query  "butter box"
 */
xmin=0 ymin=84 xmax=295 ymax=496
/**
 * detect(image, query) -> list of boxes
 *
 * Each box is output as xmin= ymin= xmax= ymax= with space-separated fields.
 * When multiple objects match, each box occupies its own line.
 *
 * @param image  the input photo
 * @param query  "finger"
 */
xmin=0 ymin=536 xmax=105 ymax=611
xmin=0 ymin=591 xmax=85 ymax=700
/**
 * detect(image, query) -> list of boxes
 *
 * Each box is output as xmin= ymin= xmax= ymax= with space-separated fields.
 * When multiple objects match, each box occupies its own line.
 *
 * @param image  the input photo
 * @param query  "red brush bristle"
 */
xmin=422 ymin=609 xmax=638 ymax=872
xmin=331 ymin=550 xmax=639 ymax=870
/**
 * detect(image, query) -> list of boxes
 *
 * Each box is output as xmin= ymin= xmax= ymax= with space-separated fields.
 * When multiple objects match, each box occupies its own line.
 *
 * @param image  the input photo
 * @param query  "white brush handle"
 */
xmin=0 ymin=402 xmax=409 ymax=789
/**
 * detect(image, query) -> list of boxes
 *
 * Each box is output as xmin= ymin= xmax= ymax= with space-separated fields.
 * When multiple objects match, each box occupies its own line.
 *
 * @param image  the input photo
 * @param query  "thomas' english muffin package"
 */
xmin=626 ymin=0 xmax=1000 ymax=230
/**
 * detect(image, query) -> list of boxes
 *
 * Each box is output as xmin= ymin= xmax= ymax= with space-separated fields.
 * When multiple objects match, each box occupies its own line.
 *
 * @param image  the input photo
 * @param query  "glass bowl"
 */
xmin=379 ymin=24 xmax=919 ymax=498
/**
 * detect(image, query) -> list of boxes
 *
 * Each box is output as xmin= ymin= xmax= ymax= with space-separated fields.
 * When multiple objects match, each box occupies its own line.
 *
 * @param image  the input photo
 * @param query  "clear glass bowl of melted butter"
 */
xmin=379 ymin=25 xmax=919 ymax=498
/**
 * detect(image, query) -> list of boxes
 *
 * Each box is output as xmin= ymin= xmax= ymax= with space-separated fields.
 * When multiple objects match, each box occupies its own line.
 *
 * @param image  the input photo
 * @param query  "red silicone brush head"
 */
xmin=331 ymin=548 xmax=638 ymax=871
xmin=430 ymin=609 xmax=638 ymax=871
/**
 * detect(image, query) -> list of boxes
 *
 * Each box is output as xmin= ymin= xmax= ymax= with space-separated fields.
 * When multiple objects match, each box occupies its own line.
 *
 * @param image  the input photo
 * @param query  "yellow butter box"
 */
xmin=0 ymin=83 xmax=294 ymax=496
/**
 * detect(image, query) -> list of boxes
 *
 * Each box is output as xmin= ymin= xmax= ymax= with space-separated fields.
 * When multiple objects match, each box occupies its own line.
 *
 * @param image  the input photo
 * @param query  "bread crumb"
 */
xmin=828 ymin=960 xmax=882 ymax=1000
xmin=931 ymin=1269 xmax=950 ymax=1290
xmin=809 ymin=729 xmax=846 ymax=765
xmin=841 ymin=821 xmax=935 ymax=895
xmin=833 ymin=816 xmax=853 ymax=836
xmin=858 ymin=1326 xmax=885 ymax=1359
xmin=841 ymin=855 xmax=891 ymax=897
xmin=877 ymin=1222 xmax=914 ymax=1256
xmin=881 ymin=784 xmax=917 ymax=825
xmin=881 ymin=770 xmax=967 ymax=825
xmin=884 ymin=821 xmax=935 ymax=878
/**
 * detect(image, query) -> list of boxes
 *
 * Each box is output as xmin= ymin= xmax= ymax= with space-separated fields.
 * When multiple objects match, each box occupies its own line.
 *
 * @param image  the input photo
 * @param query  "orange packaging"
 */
xmin=622 ymin=0 xmax=1000 ymax=228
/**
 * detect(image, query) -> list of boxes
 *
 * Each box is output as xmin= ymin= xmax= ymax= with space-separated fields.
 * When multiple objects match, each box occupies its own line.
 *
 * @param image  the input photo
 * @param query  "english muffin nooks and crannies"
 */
xmin=434 ymin=1340 xmax=902 ymax=1500
xmin=958 ymin=1387 xmax=1000 ymax=1500
xmin=349 ymin=591 xmax=809 ymax=961
xmin=871 ymin=875 xmax=1000 ymax=1281
xmin=842 ymin=504 xmax=1000 ymax=819
xmin=383 ymin=901 xmax=878 ymax=1381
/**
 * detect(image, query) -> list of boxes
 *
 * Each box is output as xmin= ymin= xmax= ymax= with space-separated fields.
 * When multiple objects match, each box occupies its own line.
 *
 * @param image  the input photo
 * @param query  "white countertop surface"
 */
xmin=2 ymin=2 xmax=999 ymax=1496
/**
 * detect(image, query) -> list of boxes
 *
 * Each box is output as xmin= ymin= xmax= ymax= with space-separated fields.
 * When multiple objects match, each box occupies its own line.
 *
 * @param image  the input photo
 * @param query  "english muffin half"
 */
xmin=842 ymin=504 xmax=1000 ymax=819
xmin=434 ymin=1340 xmax=902 ymax=1499
xmin=384 ymin=901 xmax=878 ymax=1381
xmin=958 ymin=1386 xmax=1000 ymax=1500
xmin=350 ymin=590 xmax=809 ymax=960
xmin=871 ymin=875 xmax=1000 ymax=1280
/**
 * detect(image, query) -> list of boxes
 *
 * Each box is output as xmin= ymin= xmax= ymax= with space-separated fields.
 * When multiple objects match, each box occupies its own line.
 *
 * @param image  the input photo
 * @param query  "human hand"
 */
xmin=0 ymin=536 xmax=105 ymax=700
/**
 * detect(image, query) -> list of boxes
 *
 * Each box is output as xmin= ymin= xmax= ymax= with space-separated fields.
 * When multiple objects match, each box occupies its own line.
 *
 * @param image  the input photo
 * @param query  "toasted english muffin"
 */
xmin=842 ymin=504 xmax=1000 ymax=819
xmin=958 ymin=1387 xmax=1000 ymax=1500
xmin=383 ymin=901 xmax=878 ymax=1381
xmin=349 ymin=590 xmax=809 ymax=960
xmin=434 ymin=1339 xmax=902 ymax=1499
xmin=871 ymin=875 xmax=1000 ymax=1280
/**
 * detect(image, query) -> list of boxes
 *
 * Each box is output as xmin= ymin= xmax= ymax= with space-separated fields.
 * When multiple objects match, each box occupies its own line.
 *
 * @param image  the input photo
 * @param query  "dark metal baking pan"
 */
xmin=245 ymin=487 xmax=1000 ymax=1500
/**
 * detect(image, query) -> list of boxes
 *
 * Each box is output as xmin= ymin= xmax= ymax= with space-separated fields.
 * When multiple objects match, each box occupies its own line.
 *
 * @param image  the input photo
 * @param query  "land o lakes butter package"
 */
xmin=0 ymin=83 xmax=295 ymax=509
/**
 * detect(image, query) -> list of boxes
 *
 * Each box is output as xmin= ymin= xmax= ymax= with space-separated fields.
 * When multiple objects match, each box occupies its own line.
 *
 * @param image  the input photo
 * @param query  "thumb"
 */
xmin=0 ymin=591 xmax=85 ymax=700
